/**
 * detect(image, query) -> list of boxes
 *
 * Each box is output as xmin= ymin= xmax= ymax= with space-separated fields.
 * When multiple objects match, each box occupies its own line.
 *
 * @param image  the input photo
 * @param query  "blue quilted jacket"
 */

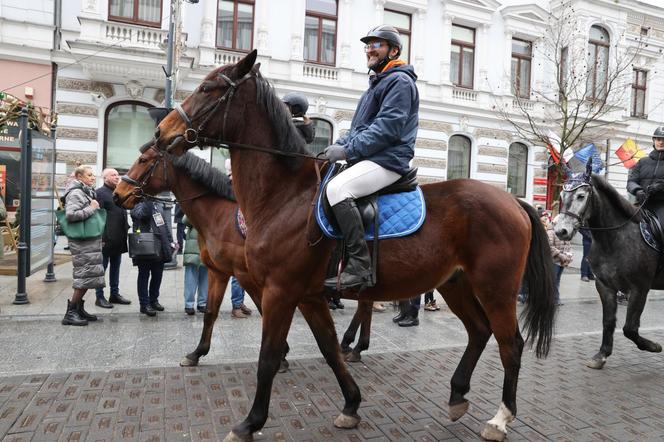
xmin=335 ymin=64 xmax=419 ymax=175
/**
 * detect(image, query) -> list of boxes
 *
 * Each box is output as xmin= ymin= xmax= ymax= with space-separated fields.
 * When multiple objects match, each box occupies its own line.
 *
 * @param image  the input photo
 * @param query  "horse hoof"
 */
xmin=223 ymin=431 xmax=252 ymax=442
xmin=647 ymin=343 xmax=662 ymax=353
xmin=278 ymin=359 xmax=290 ymax=373
xmin=333 ymin=413 xmax=360 ymax=429
xmin=586 ymin=357 xmax=606 ymax=370
xmin=449 ymin=400 xmax=469 ymax=421
xmin=480 ymin=423 xmax=506 ymax=441
xmin=180 ymin=356 xmax=199 ymax=367
xmin=344 ymin=352 xmax=361 ymax=363
xmin=340 ymin=347 xmax=352 ymax=355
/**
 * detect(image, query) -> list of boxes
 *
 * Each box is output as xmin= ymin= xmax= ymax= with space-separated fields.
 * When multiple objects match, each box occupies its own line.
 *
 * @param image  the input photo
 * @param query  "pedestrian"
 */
xmin=62 ymin=165 xmax=105 ymax=326
xmin=130 ymin=200 xmax=176 ymax=316
xmin=391 ymin=295 xmax=420 ymax=327
xmin=579 ymin=229 xmax=594 ymax=282
xmin=230 ymin=276 xmax=252 ymax=318
xmin=423 ymin=290 xmax=440 ymax=311
xmin=322 ymin=24 xmax=418 ymax=292
xmin=545 ymin=214 xmax=572 ymax=306
xmin=183 ymin=215 xmax=208 ymax=315
xmin=94 ymin=168 xmax=131 ymax=308
xmin=174 ymin=204 xmax=185 ymax=254
xmin=627 ymin=126 xmax=664 ymax=220
xmin=0 ymin=189 xmax=6 ymax=260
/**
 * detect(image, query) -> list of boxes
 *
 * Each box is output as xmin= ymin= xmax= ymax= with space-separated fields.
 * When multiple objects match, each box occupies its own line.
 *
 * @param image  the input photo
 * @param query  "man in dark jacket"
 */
xmin=95 ymin=168 xmax=131 ymax=308
xmin=322 ymin=25 xmax=419 ymax=291
xmin=627 ymin=126 xmax=664 ymax=223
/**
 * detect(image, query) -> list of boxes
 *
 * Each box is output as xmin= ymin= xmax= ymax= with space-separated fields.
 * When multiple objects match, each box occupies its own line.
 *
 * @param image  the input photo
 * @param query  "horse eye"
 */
xmin=200 ymin=85 xmax=209 ymax=93
xmin=576 ymin=194 xmax=585 ymax=200
xmin=138 ymin=157 xmax=148 ymax=164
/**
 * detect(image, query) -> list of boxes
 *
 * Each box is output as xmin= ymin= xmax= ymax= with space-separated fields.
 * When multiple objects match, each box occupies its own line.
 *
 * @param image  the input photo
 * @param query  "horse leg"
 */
xmin=245 ymin=288 xmax=290 ymax=373
xmin=225 ymin=292 xmax=298 ymax=442
xmin=439 ymin=278 xmax=492 ymax=422
xmin=298 ymin=296 xmax=362 ymax=428
xmin=344 ymin=300 xmax=373 ymax=362
xmin=340 ymin=301 xmax=363 ymax=355
xmin=181 ymin=271 xmax=228 ymax=367
xmin=623 ymin=288 xmax=662 ymax=353
xmin=587 ymin=280 xmax=618 ymax=369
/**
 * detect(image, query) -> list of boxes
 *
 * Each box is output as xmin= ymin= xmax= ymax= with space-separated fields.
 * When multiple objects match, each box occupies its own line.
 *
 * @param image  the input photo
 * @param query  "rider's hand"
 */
xmin=636 ymin=190 xmax=646 ymax=204
xmin=323 ymin=144 xmax=346 ymax=163
xmin=647 ymin=182 xmax=664 ymax=195
xmin=90 ymin=200 xmax=100 ymax=210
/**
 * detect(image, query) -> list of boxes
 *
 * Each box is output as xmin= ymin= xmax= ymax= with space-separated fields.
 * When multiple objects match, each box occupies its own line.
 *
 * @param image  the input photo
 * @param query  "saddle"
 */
xmin=640 ymin=209 xmax=663 ymax=253
xmin=316 ymin=163 xmax=426 ymax=292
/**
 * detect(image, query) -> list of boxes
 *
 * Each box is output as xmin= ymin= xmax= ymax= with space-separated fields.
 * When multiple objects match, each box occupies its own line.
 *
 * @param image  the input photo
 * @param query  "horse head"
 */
xmin=553 ymin=158 xmax=594 ymax=240
xmin=155 ymin=50 xmax=259 ymax=156
xmin=113 ymin=140 xmax=174 ymax=209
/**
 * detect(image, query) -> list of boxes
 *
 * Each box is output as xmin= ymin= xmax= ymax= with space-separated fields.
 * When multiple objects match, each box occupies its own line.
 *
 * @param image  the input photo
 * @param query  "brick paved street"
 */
xmin=1 ymin=330 xmax=663 ymax=441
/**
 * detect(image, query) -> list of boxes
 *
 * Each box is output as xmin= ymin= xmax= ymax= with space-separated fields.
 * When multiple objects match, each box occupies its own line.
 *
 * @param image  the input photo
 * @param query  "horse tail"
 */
xmin=517 ymin=199 xmax=556 ymax=358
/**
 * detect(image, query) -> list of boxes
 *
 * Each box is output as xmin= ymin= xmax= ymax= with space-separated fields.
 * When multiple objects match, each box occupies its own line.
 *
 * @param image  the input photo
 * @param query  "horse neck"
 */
xmin=168 ymin=167 xmax=213 ymax=234
xmin=230 ymin=125 xmax=315 ymax=227
xmin=585 ymin=186 xmax=636 ymax=242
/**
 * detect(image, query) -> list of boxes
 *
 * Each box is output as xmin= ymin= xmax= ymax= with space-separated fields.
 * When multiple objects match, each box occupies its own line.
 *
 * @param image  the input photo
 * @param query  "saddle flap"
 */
xmin=378 ymin=168 xmax=419 ymax=195
xmin=640 ymin=209 xmax=663 ymax=253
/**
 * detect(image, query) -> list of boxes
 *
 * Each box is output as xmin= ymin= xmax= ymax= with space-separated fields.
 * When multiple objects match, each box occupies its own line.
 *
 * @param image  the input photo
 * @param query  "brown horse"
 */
xmin=113 ymin=147 xmax=293 ymax=368
xmin=140 ymin=51 xmax=557 ymax=441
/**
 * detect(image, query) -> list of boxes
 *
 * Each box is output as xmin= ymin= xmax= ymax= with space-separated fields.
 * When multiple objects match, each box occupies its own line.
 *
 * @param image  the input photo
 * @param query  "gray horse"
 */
xmin=553 ymin=161 xmax=663 ymax=369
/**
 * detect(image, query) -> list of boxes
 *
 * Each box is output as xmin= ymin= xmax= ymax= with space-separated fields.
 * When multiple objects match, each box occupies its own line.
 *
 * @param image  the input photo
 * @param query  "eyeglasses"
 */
xmin=364 ymin=42 xmax=385 ymax=51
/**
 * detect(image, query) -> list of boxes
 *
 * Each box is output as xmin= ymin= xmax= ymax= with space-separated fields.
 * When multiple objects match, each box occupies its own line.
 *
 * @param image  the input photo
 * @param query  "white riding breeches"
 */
xmin=326 ymin=160 xmax=402 ymax=207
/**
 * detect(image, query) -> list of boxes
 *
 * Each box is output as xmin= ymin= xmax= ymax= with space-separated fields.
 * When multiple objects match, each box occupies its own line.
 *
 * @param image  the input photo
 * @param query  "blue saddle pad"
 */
xmin=640 ymin=221 xmax=661 ymax=253
xmin=315 ymin=165 xmax=426 ymax=240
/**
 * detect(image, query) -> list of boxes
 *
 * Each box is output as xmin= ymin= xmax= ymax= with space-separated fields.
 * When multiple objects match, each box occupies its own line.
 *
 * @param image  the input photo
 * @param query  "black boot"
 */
xmin=77 ymin=299 xmax=98 ymax=322
xmin=324 ymin=199 xmax=373 ymax=291
xmin=398 ymin=307 xmax=420 ymax=327
xmin=62 ymin=300 xmax=88 ymax=326
xmin=392 ymin=300 xmax=410 ymax=323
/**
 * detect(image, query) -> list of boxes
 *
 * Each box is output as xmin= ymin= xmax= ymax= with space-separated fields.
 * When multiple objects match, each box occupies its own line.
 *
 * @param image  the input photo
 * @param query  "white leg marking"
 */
xmin=486 ymin=402 xmax=514 ymax=434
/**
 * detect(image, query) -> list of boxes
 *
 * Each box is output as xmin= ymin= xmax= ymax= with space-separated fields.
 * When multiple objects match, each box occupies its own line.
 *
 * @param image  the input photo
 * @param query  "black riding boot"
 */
xmin=77 ymin=299 xmax=98 ymax=322
xmin=324 ymin=199 xmax=373 ymax=291
xmin=392 ymin=300 xmax=410 ymax=323
xmin=62 ymin=300 xmax=88 ymax=326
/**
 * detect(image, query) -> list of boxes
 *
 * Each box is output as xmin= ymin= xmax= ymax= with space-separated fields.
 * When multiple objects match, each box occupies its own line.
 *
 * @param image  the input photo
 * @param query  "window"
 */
xmin=507 ymin=143 xmax=528 ymax=197
xmin=304 ymin=0 xmax=337 ymax=65
xmin=586 ymin=25 xmax=609 ymax=100
xmin=447 ymin=135 xmax=471 ymax=179
xmin=511 ymin=39 xmax=532 ymax=98
xmin=384 ymin=9 xmax=411 ymax=63
xmin=104 ymin=102 xmax=155 ymax=174
xmin=216 ymin=0 xmax=254 ymax=51
xmin=109 ymin=0 xmax=161 ymax=27
xmin=450 ymin=25 xmax=475 ymax=88
xmin=631 ymin=69 xmax=647 ymax=118
xmin=307 ymin=118 xmax=334 ymax=155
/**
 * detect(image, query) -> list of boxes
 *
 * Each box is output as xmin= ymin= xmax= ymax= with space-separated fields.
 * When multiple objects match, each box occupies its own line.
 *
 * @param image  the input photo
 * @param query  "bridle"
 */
xmin=118 ymin=144 xmax=209 ymax=205
xmin=560 ymin=179 xmax=645 ymax=231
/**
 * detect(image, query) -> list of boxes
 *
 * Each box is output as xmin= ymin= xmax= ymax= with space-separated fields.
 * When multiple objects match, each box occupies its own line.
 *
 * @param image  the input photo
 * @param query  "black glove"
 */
xmin=647 ymin=181 xmax=664 ymax=195
xmin=323 ymin=144 xmax=346 ymax=163
xmin=636 ymin=190 xmax=646 ymax=204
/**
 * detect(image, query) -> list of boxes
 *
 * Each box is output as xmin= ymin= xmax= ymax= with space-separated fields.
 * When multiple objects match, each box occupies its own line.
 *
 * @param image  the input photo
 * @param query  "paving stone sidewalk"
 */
xmin=1 ymin=331 xmax=664 ymax=442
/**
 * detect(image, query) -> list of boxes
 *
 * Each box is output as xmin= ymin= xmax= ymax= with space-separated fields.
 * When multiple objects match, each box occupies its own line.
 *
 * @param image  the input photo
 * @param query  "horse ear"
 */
xmin=584 ymin=157 xmax=593 ymax=182
xmin=236 ymin=49 xmax=258 ymax=78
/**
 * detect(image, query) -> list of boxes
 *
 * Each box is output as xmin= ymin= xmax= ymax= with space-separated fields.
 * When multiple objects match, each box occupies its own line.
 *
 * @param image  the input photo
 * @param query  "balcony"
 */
xmin=512 ymin=98 xmax=535 ymax=112
xmin=214 ymin=50 xmax=244 ymax=66
xmin=451 ymin=88 xmax=477 ymax=102
xmin=303 ymin=64 xmax=338 ymax=81
xmin=104 ymin=22 xmax=167 ymax=50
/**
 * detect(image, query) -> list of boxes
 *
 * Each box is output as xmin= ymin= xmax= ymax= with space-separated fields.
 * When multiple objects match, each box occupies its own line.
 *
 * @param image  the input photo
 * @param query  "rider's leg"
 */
xmin=324 ymin=161 xmax=400 ymax=290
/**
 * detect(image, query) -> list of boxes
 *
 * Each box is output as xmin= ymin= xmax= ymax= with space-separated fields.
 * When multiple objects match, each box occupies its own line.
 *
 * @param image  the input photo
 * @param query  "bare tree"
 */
xmin=499 ymin=0 xmax=650 ymax=193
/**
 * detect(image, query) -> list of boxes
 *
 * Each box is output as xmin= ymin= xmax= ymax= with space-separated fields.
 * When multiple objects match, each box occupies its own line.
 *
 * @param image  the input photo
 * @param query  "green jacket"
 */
xmin=182 ymin=216 xmax=203 ymax=267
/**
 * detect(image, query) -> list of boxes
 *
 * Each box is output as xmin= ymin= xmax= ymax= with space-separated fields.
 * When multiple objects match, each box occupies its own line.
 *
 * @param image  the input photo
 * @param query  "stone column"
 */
xmin=338 ymin=0 xmax=353 ymax=68
xmin=373 ymin=0 xmax=386 ymax=25
xmin=503 ymin=30 xmax=513 ymax=95
xmin=477 ymin=23 xmax=490 ymax=91
xmin=440 ymin=13 xmax=454 ymax=85
xmin=413 ymin=8 xmax=426 ymax=77
xmin=199 ymin=0 xmax=218 ymax=66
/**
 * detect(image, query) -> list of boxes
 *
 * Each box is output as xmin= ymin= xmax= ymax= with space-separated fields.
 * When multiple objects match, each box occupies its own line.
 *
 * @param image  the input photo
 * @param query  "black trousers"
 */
xmin=136 ymin=261 xmax=165 ymax=307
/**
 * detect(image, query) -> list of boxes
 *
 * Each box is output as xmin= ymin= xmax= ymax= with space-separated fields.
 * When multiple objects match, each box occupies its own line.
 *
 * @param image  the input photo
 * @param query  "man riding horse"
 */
xmin=627 ymin=126 xmax=664 ymax=226
xmin=323 ymin=25 xmax=419 ymax=291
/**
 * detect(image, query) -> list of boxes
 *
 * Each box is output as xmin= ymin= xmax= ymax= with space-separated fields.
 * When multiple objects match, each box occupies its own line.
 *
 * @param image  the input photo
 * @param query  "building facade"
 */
xmin=1 ymin=0 xmax=664 ymax=206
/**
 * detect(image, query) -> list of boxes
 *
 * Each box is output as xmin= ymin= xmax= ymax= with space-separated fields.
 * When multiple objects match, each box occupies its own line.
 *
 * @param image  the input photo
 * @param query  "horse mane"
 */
xmin=253 ymin=73 xmax=311 ymax=168
xmin=171 ymin=151 xmax=235 ymax=201
xmin=590 ymin=174 xmax=641 ymax=222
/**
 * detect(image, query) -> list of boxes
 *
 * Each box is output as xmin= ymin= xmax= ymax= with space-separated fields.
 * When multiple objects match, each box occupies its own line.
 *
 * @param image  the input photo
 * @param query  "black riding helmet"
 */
xmin=282 ymin=92 xmax=309 ymax=117
xmin=653 ymin=126 xmax=664 ymax=148
xmin=360 ymin=25 xmax=402 ymax=73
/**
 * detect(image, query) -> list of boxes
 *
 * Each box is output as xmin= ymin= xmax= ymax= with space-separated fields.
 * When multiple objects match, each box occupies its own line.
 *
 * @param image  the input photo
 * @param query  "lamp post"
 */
xmin=14 ymin=107 xmax=31 ymax=304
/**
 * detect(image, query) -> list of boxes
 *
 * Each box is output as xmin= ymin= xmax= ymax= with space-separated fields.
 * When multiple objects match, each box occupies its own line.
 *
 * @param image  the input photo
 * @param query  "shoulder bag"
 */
xmin=55 ymin=208 xmax=107 ymax=240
